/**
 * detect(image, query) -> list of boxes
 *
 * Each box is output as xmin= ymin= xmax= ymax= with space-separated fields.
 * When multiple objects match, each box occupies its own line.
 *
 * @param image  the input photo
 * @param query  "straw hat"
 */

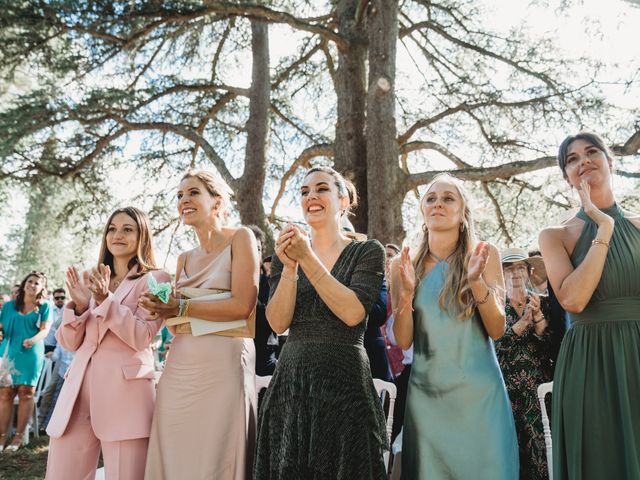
xmin=500 ymin=247 xmax=547 ymax=285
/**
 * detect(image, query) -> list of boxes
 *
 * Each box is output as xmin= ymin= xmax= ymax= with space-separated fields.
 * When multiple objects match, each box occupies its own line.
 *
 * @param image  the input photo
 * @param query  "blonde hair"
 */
xmin=181 ymin=170 xmax=232 ymax=219
xmin=413 ymin=173 xmax=476 ymax=319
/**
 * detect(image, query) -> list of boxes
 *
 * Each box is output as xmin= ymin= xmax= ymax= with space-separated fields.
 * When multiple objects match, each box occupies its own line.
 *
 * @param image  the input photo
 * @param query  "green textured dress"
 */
xmin=402 ymin=261 xmax=519 ymax=480
xmin=552 ymin=204 xmax=640 ymax=480
xmin=253 ymin=240 xmax=388 ymax=480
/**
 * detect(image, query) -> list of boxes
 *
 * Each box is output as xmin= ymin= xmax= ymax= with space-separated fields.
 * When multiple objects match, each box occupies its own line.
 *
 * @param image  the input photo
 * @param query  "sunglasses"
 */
xmin=54 ymin=296 xmax=66 ymax=301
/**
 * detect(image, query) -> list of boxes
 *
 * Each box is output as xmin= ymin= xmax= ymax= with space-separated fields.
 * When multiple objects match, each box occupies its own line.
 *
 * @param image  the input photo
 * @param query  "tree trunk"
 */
xmin=333 ymin=0 xmax=369 ymax=235
xmin=365 ymin=0 xmax=404 ymax=244
xmin=235 ymin=18 xmax=272 ymax=248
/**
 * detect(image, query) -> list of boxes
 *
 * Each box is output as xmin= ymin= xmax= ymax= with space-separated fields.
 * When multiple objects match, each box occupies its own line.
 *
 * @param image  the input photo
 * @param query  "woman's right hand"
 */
xmin=65 ymin=267 xmax=91 ymax=314
xmin=398 ymin=247 xmax=416 ymax=301
xmin=578 ymin=180 xmax=615 ymax=234
xmin=275 ymin=225 xmax=298 ymax=269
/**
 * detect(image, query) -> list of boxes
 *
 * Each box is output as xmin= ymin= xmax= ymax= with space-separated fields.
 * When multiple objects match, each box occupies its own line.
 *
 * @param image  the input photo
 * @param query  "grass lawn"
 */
xmin=0 ymin=435 xmax=49 ymax=480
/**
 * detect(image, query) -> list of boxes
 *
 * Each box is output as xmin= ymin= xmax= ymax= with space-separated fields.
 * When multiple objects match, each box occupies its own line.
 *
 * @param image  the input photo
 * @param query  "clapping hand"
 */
xmin=274 ymin=225 xmax=299 ymax=269
xmin=87 ymin=264 xmax=111 ymax=306
xmin=468 ymin=242 xmax=489 ymax=282
xmin=65 ymin=266 xmax=92 ymax=314
xmin=577 ymin=180 xmax=614 ymax=232
xmin=398 ymin=247 xmax=416 ymax=301
xmin=283 ymin=226 xmax=312 ymax=262
xmin=526 ymin=293 xmax=541 ymax=316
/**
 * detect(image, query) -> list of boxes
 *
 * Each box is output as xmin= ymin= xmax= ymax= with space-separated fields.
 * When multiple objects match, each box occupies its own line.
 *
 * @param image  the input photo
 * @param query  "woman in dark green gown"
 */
xmin=254 ymin=167 xmax=388 ymax=480
xmin=539 ymin=132 xmax=640 ymax=480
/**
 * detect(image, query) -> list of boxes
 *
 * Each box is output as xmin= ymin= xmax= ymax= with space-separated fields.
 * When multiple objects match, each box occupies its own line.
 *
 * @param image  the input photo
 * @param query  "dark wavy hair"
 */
xmin=15 ymin=271 xmax=48 ymax=312
xmin=304 ymin=166 xmax=358 ymax=216
xmin=557 ymin=132 xmax=612 ymax=180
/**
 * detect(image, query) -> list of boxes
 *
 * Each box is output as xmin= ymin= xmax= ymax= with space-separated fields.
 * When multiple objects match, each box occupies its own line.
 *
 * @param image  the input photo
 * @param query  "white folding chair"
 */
xmin=373 ymin=378 xmax=397 ymax=474
xmin=537 ymin=381 xmax=554 ymax=480
xmin=256 ymin=375 xmax=272 ymax=394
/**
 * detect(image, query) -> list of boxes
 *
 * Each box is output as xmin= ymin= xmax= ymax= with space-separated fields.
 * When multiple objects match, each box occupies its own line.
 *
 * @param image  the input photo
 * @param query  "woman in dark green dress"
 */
xmin=539 ymin=132 xmax=640 ymax=480
xmin=254 ymin=167 xmax=388 ymax=480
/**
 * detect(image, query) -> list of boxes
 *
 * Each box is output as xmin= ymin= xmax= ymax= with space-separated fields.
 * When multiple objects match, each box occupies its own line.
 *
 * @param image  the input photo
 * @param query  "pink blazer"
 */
xmin=47 ymin=268 xmax=170 ymax=442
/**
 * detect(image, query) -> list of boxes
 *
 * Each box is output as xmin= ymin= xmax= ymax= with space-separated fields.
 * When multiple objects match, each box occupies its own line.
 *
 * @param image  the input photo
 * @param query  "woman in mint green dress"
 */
xmin=0 ymin=271 xmax=51 ymax=452
xmin=391 ymin=173 xmax=518 ymax=479
xmin=540 ymin=132 xmax=640 ymax=480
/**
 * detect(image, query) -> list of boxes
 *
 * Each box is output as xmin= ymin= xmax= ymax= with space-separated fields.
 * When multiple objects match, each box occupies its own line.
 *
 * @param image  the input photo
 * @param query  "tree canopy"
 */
xmin=1 ymin=0 xmax=638 ymax=290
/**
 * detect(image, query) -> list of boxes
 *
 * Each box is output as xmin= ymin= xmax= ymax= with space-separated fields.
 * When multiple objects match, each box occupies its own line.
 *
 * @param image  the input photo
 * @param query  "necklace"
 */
xmin=429 ymin=250 xmax=455 ymax=263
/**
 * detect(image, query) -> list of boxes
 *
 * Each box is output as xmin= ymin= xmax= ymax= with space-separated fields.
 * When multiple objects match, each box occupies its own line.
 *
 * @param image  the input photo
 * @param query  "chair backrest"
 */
xmin=34 ymin=357 xmax=53 ymax=400
xmin=256 ymin=375 xmax=272 ymax=395
xmin=373 ymin=378 xmax=397 ymax=474
xmin=537 ymin=381 xmax=554 ymax=480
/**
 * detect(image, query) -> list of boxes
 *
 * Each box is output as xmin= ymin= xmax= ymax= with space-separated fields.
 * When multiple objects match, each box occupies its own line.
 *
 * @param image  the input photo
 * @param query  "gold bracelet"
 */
xmin=281 ymin=272 xmax=299 ymax=282
xmin=474 ymin=288 xmax=492 ymax=305
xmin=184 ymin=299 xmax=190 ymax=318
xmin=395 ymin=298 xmax=414 ymax=317
xmin=591 ymin=238 xmax=609 ymax=248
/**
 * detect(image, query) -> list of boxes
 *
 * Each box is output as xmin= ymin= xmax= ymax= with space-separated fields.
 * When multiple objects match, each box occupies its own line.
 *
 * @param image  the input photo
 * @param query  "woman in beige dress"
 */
xmin=141 ymin=171 xmax=259 ymax=480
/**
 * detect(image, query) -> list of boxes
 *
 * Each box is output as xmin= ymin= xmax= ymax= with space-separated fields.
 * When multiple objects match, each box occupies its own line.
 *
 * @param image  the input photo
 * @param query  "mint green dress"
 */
xmin=552 ymin=204 xmax=640 ymax=480
xmin=0 ymin=300 xmax=50 ymax=386
xmin=402 ymin=261 xmax=519 ymax=479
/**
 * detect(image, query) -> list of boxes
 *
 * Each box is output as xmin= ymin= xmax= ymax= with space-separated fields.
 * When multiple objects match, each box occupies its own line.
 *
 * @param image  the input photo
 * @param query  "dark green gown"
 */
xmin=254 ymin=240 xmax=388 ymax=480
xmin=552 ymin=204 xmax=640 ymax=480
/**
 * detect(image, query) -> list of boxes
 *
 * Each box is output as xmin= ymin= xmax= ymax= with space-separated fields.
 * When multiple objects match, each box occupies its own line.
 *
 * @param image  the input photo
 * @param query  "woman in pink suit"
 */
xmin=46 ymin=207 xmax=170 ymax=480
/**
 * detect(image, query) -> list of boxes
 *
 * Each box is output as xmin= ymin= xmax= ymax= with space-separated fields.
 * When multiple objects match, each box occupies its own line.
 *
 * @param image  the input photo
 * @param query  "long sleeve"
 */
xmin=56 ymin=306 xmax=91 ymax=352
xmin=92 ymin=272 xmax=168 ymax=351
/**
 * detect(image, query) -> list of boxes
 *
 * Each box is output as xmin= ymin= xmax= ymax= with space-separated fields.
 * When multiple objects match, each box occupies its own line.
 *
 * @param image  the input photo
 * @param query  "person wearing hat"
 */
xmin=495 ymin=247 xmax=552 ymax=480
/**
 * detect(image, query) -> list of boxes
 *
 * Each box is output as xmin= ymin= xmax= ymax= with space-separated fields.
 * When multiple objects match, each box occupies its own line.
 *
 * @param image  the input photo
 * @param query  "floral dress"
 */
xmin=495 ymin=299 xmax=552 ymax=480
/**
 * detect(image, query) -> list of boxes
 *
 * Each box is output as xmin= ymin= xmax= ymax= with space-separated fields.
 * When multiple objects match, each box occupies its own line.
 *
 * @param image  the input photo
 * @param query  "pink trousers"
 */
xmin=46 ymin=363 xmax=149 ymax=480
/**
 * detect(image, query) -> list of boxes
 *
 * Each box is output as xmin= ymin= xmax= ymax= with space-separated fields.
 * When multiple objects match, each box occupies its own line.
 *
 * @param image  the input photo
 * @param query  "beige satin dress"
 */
xmin=145 ymin=245 xmax=257 ymax=479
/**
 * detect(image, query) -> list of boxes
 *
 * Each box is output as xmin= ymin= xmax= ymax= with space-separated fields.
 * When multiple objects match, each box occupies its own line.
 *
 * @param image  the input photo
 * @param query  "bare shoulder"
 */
xmin=229 ymin=226 xmax=254 ymax=244
xmin=540 ymin=215 xmax=582 ymax=243
xmin=229 ymin=227 xmax=257 ymax=258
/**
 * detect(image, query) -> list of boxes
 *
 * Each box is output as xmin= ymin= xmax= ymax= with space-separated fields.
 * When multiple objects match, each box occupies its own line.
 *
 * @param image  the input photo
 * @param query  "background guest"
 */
xmin=0 ymin=271 xmax=51 ymax=452
xmin=248 ymin=225 xmax=278 ymax=376
xmin=38 ymin=288 xmax=66 ymax=430
xmin=495 ymin=247 xmax=553 ymax=480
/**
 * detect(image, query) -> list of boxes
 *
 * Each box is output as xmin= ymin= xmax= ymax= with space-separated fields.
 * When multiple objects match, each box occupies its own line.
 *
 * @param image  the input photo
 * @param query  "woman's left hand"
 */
xmin=22 ymin=337 xmax=35 ymax=349
xmin=468 ymin=241 xmax=489 ymax=282
xmin=87 ymin=264 xmax=111 ymax=305
xmin=284 ymin=226 xmax=312 ymax=262
xmin=138 ymin=293 xmax=180 ymax=320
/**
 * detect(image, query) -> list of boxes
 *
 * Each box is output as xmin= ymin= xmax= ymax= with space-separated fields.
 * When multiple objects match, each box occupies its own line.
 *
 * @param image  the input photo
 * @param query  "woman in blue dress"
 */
xmin=0 ymin=271 xmax=51 ymax=452
xmin=391 ymin=173 xmax=518 ymax=479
